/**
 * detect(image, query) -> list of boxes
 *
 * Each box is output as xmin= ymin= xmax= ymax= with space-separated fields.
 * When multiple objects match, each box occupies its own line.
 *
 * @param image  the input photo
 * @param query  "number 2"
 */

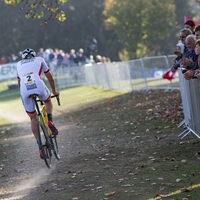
xmin=27 ymin=75 xmax=32 ymax=82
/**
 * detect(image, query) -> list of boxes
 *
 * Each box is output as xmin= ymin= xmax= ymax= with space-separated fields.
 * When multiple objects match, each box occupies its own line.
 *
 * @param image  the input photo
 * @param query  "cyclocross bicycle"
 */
xmin=29 ymin=94 xmax=60 ymax=168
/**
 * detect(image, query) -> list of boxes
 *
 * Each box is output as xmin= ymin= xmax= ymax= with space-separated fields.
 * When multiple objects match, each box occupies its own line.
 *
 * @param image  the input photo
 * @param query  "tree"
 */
xmin=103 ymin=0 xmax=176 ymax=60
xmin=0 ymin=0 xmax=122 ymax=61
xmin=4 ymin=0 xmax=67 ymax=23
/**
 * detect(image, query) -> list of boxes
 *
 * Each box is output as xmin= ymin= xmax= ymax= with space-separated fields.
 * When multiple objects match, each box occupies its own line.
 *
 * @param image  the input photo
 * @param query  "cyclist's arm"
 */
xmin=44 ymin=71 xmax=59 ymax=96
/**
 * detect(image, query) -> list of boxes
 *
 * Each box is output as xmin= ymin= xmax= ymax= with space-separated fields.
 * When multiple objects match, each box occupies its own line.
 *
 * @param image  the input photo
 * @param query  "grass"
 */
xmin=65 ymin=88 xmax=200 ymax=200
xmin=0 ymin=76 xmax=180 ymax=99
xmin=1 ymin=86 xmax=200 ymax=200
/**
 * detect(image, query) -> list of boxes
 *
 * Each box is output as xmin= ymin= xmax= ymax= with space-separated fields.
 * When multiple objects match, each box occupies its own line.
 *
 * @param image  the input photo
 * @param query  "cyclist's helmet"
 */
xmin=22 ymin=48 xmax=36 ymax=59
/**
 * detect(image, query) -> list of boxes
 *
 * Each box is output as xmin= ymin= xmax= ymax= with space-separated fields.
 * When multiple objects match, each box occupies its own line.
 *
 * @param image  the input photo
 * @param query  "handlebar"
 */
xmin=51 ymin=95 xmax=60 ymax=106
xmin=35 ymin=95 xmax=60 ymax=106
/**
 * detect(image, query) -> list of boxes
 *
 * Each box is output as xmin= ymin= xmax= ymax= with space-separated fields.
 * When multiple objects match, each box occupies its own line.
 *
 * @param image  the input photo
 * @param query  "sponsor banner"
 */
xmin=0 ymin=62 xmax=17 ymax=81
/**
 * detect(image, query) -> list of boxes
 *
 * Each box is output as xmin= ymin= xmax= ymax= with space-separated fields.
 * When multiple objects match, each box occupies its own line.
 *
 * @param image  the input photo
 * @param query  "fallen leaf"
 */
xmin=160 ymin=187 xmax=165 ymax=191
xmin=179 ymin=142 xmax=185 ymax=145
xmin=176 ymin=178 xmax=181 ymax=183
xmin=17 ymin=161 xmax=24 ymax=164
xmin=108 ymin=98 xmax=113 ymax=102
xmin=72 ymin=198 xmax=79 ymax=200
xmin=122 ymin=184 xmax=133 ymax=187
xmin=55 ymin=188 xmax=65 ymax=191
xmin=156 ymin=131 xmax=162 ymax=134
xmin=96 ymin=186 xmax=103 ymax=190
xmin=84 ymin=184 xmax=95 ymax=187
xmin=82 ymin=188 xmax=89 ymax=191
xmin=181 ymin=187 xmax=192 ymax=192
xmin=105 ymin=191 xmax=115 ymax=196
xmin=1 ymin=174 xmax=5 ymax=177
xmin=181 ymin=159 xmax=187 ymax=163
xmin=151 ymin=159 xmax=159 ymax=163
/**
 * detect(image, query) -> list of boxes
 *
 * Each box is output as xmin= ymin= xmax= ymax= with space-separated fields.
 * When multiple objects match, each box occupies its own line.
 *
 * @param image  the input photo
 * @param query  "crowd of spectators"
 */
xmin=170 ymin=20 xmax=200 ymax=112
xmin=0 ymin=47 xmax=111 ymax=67
xmin=171 ymin=20 xmax=200 ymax=80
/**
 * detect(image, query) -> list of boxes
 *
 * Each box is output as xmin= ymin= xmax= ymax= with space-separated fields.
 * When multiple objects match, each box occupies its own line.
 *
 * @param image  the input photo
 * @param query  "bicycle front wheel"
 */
xmin=37 ymin=121 xmax=52 ymax=168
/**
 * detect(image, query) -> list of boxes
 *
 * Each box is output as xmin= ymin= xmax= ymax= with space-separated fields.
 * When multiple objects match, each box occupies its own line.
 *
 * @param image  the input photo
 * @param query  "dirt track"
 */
xmin=0 ymin=116 xmax=78 ymax=200
xmin=0 ymin=108 xmax=112 ymax=200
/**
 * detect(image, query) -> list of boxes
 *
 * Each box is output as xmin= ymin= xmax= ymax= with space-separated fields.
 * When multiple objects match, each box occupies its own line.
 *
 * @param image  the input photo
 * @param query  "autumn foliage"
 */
xmin=4 ymin=0 xmax=67 ymax=22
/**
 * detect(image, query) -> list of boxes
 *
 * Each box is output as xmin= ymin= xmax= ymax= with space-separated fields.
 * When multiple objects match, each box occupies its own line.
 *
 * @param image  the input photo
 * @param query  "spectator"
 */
xmin=95 ymin=55 xmax=102 ymax=63
xmin=76 ymin=48 xmax=86 ymax=65
xmin=56 ymin=49 xmax=63 ymax=66
xmin=8 ymin=54 xmax=17 ymax=63
xmin=106 ymin=57 xmax=111 ymax=63
xmin=49 ymin=48 xmax=55 ymax=74
xmin=44 ymin=48 xmax=50 ymax=64
xmin=69 ymin=49 xmax=76 ymax=65
xmin=181 ymin=34 xmax=197 ymax=71
xmin=184 ymin=20 xmax=195 ymax=34
xmin=89 ymin=55 xmax=95 ymax=63
xmin=37 ymin=48 xmax=44 ymax=57
xmin=62 ymin=52 xmax=70 ymax=67
xmin=16 ymin=51 xmax=23 ymax=62
xmin=173 ymin=43 xmax=184 ymax=64
xmin=87 ymin=38 xmax=98 ymax=58
xmin=49 ymin=48 xmax=55 ymax=62
xmin=186 ymin=39 xmax=200 ymax=80
xmin=195 ymin=25 xmax=200 ymax=40
xmin=171 ymin=28 xmax=192 ymax=72
xmin=85 ymin=55 xmax=95 ymax=64
xmin=182 ymin=35 xmax=199 ymax=79
xmin=0 ymin=56 xmax=7 ymax=64
xmin=101 ymin=56 xmax=107 ymax=63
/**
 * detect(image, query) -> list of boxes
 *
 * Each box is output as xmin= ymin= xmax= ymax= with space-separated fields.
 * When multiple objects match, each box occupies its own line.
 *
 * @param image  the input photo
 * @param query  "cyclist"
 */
xmin=16 ymin=48 xmax=60 ymax=158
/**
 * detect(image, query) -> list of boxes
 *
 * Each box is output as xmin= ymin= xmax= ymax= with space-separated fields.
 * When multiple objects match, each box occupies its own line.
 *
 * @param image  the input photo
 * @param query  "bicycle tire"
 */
xmin=37 ymin=121 xmax=52 ymax=168
xmin=51 ymin=135 xmax=60 ymax=160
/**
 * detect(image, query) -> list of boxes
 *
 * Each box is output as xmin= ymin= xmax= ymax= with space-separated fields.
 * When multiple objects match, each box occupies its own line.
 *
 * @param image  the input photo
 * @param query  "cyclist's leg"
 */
xmin=21 ymin=93 xmax=38 ymax=140
xmin=44 ymin=98 xmax=58 ymax=135
xmin=44 ymin=97 xmax=53 ymax=114
xmin=42 ymin=90 xmax=58 ymax=136
xmin=27 ymin=111 xmax=38 ymax=141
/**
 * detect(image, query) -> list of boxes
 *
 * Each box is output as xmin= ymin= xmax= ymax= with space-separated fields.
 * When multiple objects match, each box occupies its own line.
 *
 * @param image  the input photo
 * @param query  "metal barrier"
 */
xmin=85 ymin=55 xmax=179 ymax=91
xmin=178 ymin=68 xmax=200 ymax=139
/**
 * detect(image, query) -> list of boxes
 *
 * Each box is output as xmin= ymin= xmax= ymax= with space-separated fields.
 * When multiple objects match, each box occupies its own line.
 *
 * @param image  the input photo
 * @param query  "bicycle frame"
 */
xmin=38 ymin=102 xmax=51 ymax=145
xmin=33 ymin=95 xmax=52 ymax=147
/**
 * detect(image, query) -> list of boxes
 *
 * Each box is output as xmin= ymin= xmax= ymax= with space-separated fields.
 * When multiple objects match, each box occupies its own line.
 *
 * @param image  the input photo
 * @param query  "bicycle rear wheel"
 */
xmin=37 ymin=121 xmax=52 ymax=168
xmin=51 ymin=135 xmax=60 ymax=160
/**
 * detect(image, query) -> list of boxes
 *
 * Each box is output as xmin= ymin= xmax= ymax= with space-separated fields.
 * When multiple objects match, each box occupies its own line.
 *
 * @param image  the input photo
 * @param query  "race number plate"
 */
xmin=23 ymin=72 xmax=37 ymax=90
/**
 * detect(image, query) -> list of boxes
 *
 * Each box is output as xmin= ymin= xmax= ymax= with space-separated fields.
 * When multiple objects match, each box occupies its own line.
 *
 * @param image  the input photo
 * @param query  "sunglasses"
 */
xmin=179 ymin=36 xmax=186 ymax=39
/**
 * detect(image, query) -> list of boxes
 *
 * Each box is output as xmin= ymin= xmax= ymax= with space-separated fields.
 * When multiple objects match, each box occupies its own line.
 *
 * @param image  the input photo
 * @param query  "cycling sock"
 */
xmin=47 ymin=113 xmax=53 ymax=122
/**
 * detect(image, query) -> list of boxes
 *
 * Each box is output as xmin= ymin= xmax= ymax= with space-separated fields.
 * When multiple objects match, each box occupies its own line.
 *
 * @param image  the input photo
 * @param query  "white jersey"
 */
xmin=17 ymin=57 xmax=51 ymax=114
